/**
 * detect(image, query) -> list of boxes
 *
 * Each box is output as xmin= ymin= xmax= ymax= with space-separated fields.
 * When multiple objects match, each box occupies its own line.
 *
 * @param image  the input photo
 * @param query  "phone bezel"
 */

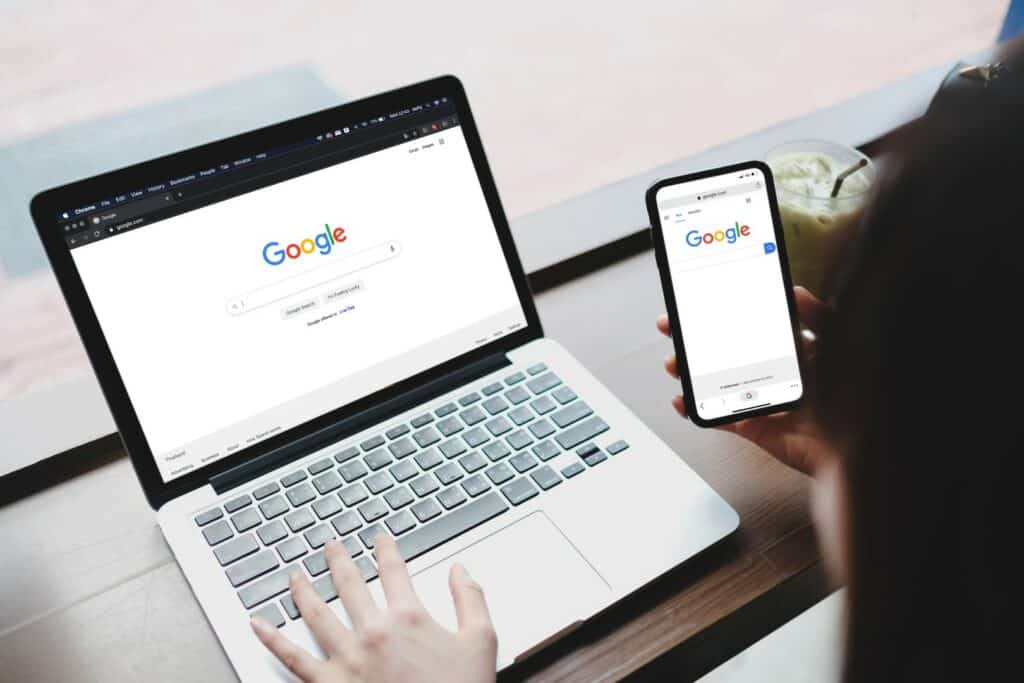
xmin=645 ymin=160 xmax=805 ymax=428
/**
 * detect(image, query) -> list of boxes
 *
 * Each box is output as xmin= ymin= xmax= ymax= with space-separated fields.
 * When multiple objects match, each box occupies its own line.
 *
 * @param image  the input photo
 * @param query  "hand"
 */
xmin=250 ymin=534 xmax=497 ymax=683
xmin=656 ymin=286 xmax=833 ymax=476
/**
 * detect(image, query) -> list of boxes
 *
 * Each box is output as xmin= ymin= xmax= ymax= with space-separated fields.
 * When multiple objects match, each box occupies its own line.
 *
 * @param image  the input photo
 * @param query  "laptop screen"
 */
xmin=57 ymin=98 xmax=528 ymax=483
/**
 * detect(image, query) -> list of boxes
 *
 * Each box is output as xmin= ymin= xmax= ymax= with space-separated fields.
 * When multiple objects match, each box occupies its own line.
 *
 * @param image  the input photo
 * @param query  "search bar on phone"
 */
xmin=226 ymin=241 xmax=401 ymax=316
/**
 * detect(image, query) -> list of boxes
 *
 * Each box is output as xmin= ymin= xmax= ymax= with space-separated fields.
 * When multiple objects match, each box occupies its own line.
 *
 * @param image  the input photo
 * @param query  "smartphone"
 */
xmin=646 ymin=161 xmax=805 ymax=427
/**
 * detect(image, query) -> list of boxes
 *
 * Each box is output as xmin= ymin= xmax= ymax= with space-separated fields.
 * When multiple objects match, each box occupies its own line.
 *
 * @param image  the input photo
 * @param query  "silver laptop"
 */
xmin=31 ymin=75 xmax=738 ymax=680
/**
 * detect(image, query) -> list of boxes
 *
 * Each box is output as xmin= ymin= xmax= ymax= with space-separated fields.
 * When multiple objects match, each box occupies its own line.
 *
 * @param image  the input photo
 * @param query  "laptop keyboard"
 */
xmin=192 ymin=362 xmax=631 ymax=627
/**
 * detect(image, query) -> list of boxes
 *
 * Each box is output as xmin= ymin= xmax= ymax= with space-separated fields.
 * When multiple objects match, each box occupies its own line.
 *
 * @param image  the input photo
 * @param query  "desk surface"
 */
xmin=0 ymin=249 xmax=822 ymax=681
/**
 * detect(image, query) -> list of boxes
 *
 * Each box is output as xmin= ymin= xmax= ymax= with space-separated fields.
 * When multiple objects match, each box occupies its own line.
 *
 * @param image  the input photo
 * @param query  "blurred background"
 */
xmin=0 ymin=0 xmax=1008 ymax=468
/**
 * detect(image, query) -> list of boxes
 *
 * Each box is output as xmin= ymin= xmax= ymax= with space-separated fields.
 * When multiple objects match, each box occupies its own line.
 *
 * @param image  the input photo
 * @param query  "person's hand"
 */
xmin=656 ymin=286 xmax=832 ymax=476
xmin=250 ymin=533 xmax=497 ymax=683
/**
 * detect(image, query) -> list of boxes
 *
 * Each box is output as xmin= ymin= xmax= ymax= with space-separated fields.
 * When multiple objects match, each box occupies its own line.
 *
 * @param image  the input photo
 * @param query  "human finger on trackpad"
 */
xmin=409 ymin=511 xmax=611 ymax=665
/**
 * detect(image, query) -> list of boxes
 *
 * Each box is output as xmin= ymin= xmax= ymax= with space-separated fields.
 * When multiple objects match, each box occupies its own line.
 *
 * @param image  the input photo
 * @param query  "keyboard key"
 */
xmin=561 ymin=461 xmax=585 ymax=479
xmin=312 ymin=470 xmax=343 ymax=495
xmin=360 ymin=435 xmax=385 ymax=451
xmin=276 ymin=536 xmax=308 ymax=563
xmin=533 ymin=440 xmax=560 ymax=461
xmin=259 ymin=495 xmax=289 ymax=519
xmin=365 ymin=471 xmax=394 ymax=495
xmin=414 ymin=448 xmax=443 ymax=470
xmin=339 ymin=483 xmax=369 ymax=506
xmin=257 ymin=520 xmax=288 ymax=545
xmin=485 ymin=462 xmax=515 ymax=485
xmin=508 ymin=406 xmax=534 ymax=425
xmin=224 ymin=494 xmax=251 ymax=513
xmin=388 ymin=437 xmax=417 ymax=459
xmin=303 ymin=549 xmax=329 ymax=576
xmin=358 ymin=523 xmax=388 ymax=549
xmin=527 ymin=362 xmax=547 ymax=375
xmin=237 ymin=564 xmax=295 ymax=609
xmin=527 ymin=372 xmax=562 ymax=395
xmin=504 ymin=386 xmax=530 ymax=404
xmin=552 ymin=386 xmax=577 ymax=404
xmin=251 ymin=603 xmax=285 ymax=628
xmin=576 ymin=442 xmax=600 ymax=458
xmin=396 ymin=492 xmax=508 ymax=562
xmin=584 ymin=451 xmax=608 ymax=467
xmin=463 ymin=426 xmax=490 ymax=448
xmin=529 ymin=419 xmax=556 ymax=439
xmin=312 ymin=495 xmax=343 ymax=520
xmin=481 ymin=381 xmax=503 ymax=396
xmin=530 ymin=395 xmax=557 ymax=415
xmin=483 ymin=440 xmax=511 ymax=462
xmin=226 ymin=549 xmax=279 ymax=587
xmin=308 ymin=458 xmax=333 ymax=475
xmin=286 ymin=482 xmax=316 ymax=507
xmin=485 ymin=416 xmax=512 ymax=436
xmin=330 ymin=510 xmax=363 ymax=536
xmin=280 ymin=470 xmax=307 ymax=488
xmin=389 ymin=459 xmax=418 ymax=483
xmin=364 ymin=449 xmax=393 ymax=471
xmin=195 ymin=508 xmax=223 ymax=527
xmin=340 ymin=535 xmax=363 ymax=558
xmin=440 ymin=437 xmax=468 ymax=459
xmin=458 ymin=392 xmax=481 ymax=406
xmin=413 ymin=426 xmax=442 ymax=447
xmin=384 ymin=486 xmax=414 ymax=510
xmin=312 ymin=574 xmax=339 ymax=603
xmin=504 ymin=371 xmax=526 ymax=385
xmin=411 ymin=413 xmax=434 ymax=428
xmin=551 ymin=401 xmax=593 ymax=429
xmin=437 ymin=416 xmax=463 ymax=436
xmin=358 ymin=498 xmax=389 ymax=523
xmin=252 ymin=482 xmax=280 ymax=500
xmin=355 ymin=556 xmax=378 ymax=582
xmin=461 ymin=474 xmax=491 ymax=497
xmin=458 ymin=451 xmax=487 ymax=473
xmin=435 ymin=462 xmax=464 ymax=485
xmin=412 ymin=497 xmax=442 ymax=522
xmin=531 ymin=465 xmax=562 ymax=491
xmin=482 ymin=395 xmax=509 ymax=415
xmin=509 ymin=451 xmax=538 ymax=473
xmin=231 ymin=507 xmax=262 ymax=533
xmin=334 ymin=446 xmax=361 ymax=463
xmin=607 ymin=440 xmax=630 ymax=455
xmin=501 ymin=477 xmax=539 ymax=506
xmin=435 ymin=402 xmax=457 ymax=417
xmin=215 ymin=534 xmax=259 ymax=566
xmin=304 ymin=523 xmax=335 ymax=549
xmin=459 ymin=405 xmax=486 ymax=426
xmin=410 ymin=474 xmax=440 ymax=497
xmin=284 ymin=507 xmax=315 ymax=533
xmin=385 ymin=510 xmax=417 ymax=536
xmin=338 ymin=460 xmax=369 ymax=483
xmin=506 ymin=429 xmax=534 ymax=451
xmin=385 ymin=424 xmax=410 ymax=439
xmin=555 ymin=417 xmax=609 ymax=450
xmin=437 ymin=486 xmax=468 ymax=510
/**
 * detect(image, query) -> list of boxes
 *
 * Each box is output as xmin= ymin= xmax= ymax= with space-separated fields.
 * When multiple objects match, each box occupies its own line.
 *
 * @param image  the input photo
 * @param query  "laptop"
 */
xmin=31 ymin=75 xmax=738 ymax=680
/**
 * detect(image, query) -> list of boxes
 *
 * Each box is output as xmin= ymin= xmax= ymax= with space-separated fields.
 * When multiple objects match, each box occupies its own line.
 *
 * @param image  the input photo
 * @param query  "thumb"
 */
xmin=449 ymin=563 xmax=494 ymax=634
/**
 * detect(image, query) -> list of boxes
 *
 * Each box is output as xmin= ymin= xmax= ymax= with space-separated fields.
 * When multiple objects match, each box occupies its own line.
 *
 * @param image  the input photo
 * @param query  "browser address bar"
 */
xmin=226 ymin=241 xmax=401 ymax=316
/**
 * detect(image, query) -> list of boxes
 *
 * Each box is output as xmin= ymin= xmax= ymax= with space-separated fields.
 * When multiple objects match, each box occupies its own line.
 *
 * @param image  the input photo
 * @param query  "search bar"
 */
xmin=226 ymin=241 xmax=401 ymax=316
xmin=657 ymin=181 xmax=763 ymax=212
xmin=674 ymin=241 xmax=777 ymax=273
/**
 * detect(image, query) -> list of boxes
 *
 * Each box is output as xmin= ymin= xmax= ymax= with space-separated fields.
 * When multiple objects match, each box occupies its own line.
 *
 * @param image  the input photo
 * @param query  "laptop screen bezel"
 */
xmin=30 ymin=75 xmax=543 ymax=509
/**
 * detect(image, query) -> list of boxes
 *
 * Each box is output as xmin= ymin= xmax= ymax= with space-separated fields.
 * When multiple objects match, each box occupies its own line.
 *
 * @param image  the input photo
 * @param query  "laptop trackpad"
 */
xmin=410 ymin=511 xmax=611 ymax=664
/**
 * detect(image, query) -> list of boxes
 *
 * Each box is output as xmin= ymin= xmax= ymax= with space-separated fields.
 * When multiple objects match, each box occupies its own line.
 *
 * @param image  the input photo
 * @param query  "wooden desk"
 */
xmin=0 ymin=250 xmax=825 ymax=681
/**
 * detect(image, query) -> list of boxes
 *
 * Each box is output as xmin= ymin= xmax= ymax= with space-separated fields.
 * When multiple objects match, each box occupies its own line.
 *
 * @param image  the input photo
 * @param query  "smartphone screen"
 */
xmin=650 ymin=164 xmax=803 ymax=424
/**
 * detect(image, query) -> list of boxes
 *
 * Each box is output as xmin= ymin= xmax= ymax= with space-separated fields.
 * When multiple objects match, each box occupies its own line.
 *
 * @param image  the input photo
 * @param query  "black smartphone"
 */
xmin=646 ymin=161 xmax=805 ymax=427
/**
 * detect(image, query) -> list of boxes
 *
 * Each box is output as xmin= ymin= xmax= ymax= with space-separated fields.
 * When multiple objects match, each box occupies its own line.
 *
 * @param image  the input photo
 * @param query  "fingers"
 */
xmin=374 ymin=533 xmax=422 ymax=609
xmin=656 ymin=314 xmax=671 ymax=338
xmin=288 ymin=570 xmax=352 ymax=656
xmin=664 ymin=354 xmax=678 ymax=379
xmin=449 ymin=563 xmax=494 ymax=634
xmin=671 ymin=395 xmax=687 ymax=418
xmin=793 ymin=286 xmax=829 ymax=332
xmin=326 ymin=540 xmax=378 ymax=629
xmin=251 ymin=615 xmax=324 ymax=681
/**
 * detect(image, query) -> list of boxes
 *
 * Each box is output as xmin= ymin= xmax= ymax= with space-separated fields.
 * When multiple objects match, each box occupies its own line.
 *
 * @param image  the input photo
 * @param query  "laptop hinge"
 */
xmin=209 ymin=352 xmax=512 ymax=495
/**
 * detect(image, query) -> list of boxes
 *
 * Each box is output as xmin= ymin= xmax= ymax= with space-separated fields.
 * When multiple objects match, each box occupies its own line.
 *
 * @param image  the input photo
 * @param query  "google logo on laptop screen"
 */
xmin=263 ymin=224 xmax=347 ymax=265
